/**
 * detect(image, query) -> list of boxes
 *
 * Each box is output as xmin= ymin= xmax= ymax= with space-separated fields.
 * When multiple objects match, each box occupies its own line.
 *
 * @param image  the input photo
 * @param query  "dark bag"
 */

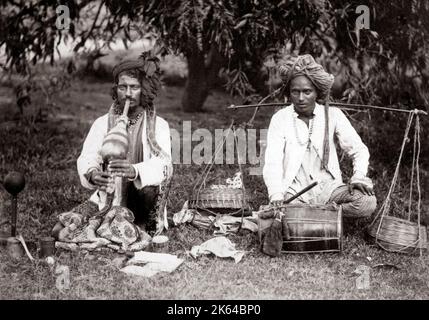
xmin=262 ymin=211 xmax=284 ymax=257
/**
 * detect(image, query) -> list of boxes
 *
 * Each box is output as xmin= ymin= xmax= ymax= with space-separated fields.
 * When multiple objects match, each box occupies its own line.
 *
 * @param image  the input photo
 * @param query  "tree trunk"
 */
xmin=182 ymin=49 xmax=208 ymax=112
xmin=84 ymin=49 xmax=107 ymax=75
xmin=182 ymin=44 xmax=224 ymax=112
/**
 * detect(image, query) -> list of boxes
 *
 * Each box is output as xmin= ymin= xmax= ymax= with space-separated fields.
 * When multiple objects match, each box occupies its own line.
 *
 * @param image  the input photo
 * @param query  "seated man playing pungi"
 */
xmin=52 ymin=53 xmax=173 ymax=251
xmin=263 ymin=54 xmax=376 ymax=220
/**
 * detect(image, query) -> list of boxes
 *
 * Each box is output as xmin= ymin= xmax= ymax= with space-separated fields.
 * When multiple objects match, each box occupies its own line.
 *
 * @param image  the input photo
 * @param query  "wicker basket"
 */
xmin=189 ymin=188 xmax=249 ymax=210
xmin=368 ymin=216 xmax=428 ymax=254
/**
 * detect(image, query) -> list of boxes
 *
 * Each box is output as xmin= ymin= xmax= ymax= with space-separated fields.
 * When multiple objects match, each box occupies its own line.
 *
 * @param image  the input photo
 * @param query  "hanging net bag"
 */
xmin=188 ymin=121 xmax=252 ymax=216
xmin=368 ymin=110 xmax=427 ymax=255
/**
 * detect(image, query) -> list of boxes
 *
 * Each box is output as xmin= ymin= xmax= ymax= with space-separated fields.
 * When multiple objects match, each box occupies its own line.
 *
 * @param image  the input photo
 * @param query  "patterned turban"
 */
xmin=112 ymin=52 xmax=162 ymax=102
xmin=278 ymin=54 xmax=334 ymax=100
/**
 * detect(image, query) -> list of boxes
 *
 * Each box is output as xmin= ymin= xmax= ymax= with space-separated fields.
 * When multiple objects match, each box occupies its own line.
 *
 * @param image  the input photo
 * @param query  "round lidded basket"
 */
xmin=189 ymin=187 xmax=250 ymax=210
xmin=368 ymin=216 xmax=428 ymax=254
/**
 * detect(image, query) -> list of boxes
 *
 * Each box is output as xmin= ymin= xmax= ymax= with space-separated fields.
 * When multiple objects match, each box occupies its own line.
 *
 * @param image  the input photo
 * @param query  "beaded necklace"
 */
xmin=128 ymin=112 xmax=143 ymax=126
xmin=293 ymin=115 xmax=314 ymax=150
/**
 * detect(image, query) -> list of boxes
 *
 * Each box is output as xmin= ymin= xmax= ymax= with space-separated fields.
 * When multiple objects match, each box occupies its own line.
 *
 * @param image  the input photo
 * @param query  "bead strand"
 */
xmin=293 ymin=116 xmax=314 ymax=149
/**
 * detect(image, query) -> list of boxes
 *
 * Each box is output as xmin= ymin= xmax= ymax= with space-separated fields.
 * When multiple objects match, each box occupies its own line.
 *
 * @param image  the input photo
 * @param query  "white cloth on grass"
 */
xmin=190 ymin=236 xmax=245 ymax=263
xmin=121 ymin=251 xmax=183 ymax=277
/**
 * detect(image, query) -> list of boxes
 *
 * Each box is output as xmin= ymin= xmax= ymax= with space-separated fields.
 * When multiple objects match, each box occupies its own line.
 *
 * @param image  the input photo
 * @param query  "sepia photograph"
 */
xmin=0 ymin=0 xmax=428 ymax=306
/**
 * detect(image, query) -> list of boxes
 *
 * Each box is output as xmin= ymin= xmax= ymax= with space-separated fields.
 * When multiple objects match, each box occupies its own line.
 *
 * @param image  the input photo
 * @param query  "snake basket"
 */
xmin=189 ymin=188 xmax=250 ymax=213
xmin=368 ymin=216 xmax=428 ymax=254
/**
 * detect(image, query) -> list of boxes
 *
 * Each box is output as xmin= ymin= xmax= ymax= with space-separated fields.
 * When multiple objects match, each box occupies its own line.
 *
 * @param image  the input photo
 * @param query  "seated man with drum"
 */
xmin=263 ymin=54 xmax=377 ymax=221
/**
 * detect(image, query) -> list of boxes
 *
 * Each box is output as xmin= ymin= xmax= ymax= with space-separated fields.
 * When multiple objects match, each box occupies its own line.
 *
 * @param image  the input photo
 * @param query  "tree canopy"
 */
xmin=1 ymin=0 xmax=428 ymax=112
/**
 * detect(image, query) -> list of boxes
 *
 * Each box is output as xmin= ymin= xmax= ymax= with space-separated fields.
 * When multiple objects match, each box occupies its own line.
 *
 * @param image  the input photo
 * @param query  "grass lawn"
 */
xmin=1 ymin=79 xmax=429 ymax=300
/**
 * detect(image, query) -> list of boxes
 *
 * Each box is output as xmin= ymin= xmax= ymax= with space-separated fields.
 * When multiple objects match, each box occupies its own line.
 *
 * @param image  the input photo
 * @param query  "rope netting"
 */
xmin=368 ymin=110 xmax=424 ymax=254
xmin=189 ymin=120 xmax=250 ymax=232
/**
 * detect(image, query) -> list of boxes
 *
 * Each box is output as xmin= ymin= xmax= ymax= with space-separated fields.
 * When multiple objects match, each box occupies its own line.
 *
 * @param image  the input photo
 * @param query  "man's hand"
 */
xmin=88 ymin=170 xmax=114 ymax=192
xmin=348 ymin=182 xmax=374 ymax=196
xmin=270 ymin=200 xmax=284 ymax=207
xmin=108 ymin=159 xmax=137 ymax=180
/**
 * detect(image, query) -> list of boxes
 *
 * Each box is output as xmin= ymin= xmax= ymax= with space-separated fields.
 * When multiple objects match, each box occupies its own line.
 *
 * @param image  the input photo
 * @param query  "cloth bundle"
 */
xmin=172 ymin=201 xmax=258 ymax=235
xmin=55 ymin=201 xmax=151 ymax=252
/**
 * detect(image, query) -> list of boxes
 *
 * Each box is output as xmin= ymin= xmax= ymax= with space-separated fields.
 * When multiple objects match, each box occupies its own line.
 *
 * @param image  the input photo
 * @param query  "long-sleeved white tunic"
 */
xmin=263 ymin=103 xmax=370 ymax=201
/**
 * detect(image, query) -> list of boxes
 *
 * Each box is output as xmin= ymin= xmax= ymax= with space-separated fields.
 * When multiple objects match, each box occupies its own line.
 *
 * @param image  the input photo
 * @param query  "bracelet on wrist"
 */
xmin=85 ymin=168 xmax=99 ymax=184
xmin=128 ymin=167 xmax=138 ymax=181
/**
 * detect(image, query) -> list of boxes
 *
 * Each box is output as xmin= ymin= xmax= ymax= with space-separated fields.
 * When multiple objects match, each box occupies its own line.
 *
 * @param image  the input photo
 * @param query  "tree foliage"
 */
xmin=104 ymin=0 xmax=334 ymax=110
xmin=329 ymin=0 xmax=429 ymax=109
xmin=1 ymin=0 xmax=428 ymax=112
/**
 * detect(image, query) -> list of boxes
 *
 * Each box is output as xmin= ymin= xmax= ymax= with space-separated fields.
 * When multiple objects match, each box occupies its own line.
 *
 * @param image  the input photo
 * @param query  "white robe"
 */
xmin=263 ymin=103 xmax=370 ymax=201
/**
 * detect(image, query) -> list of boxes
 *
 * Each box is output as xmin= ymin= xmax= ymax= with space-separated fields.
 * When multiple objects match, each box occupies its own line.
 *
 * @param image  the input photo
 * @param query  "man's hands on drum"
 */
xmin=270 ymin=200 xmax=284 ymax=207
xmin=348 ymin=182 xmax=374 ymax=196
xmin=269 ymin=193 xmax=285 ymax=207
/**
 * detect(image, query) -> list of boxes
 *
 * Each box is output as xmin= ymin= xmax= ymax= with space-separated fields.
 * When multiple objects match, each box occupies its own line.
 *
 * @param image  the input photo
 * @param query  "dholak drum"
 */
xmin=258 ymin=203 xmax=342 ymax=253
xmin=282 ymin=203 xmax=342 ymax=253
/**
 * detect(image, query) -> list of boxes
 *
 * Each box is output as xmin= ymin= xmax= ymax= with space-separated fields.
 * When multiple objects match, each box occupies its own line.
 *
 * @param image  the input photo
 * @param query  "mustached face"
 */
xmin=116 ymin=74 xmax=141 ymax=108
xmin=289 ymin=75 xmax=318 ymax=116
